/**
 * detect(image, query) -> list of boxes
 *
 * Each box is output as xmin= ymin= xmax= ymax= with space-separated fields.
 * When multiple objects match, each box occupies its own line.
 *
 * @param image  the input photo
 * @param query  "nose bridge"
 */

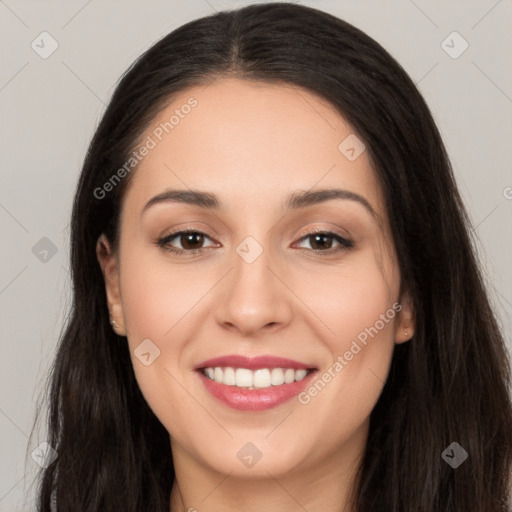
xmin=214 ymin=232 xmax=291 ymax=334
xmin=231 ymin=233 xmax=276 ymax=303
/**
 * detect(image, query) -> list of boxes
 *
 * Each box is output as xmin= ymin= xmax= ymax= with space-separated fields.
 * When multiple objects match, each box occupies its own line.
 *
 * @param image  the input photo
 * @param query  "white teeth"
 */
xmin=235 ymin=368 xmax=252 ymax=387
xmin=284 ymin=368 xmax=295 ymax=384
xmin=202 ymin=367 xmax=312 ymax=388
xmin=271 ymin=368 xmax=285 ymax=385
xmin=253 ymin=369 xmax=271 ymax=388
xmin=295 ymin=369 xmax=307 ymax=381
xmin=223 ymin=367 xmax=236 ymax=386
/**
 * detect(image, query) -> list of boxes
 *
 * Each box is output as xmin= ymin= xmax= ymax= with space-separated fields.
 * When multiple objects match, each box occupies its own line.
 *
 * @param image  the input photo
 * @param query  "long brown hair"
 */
xmin=31 ymin=3 xmax=512 ymax=510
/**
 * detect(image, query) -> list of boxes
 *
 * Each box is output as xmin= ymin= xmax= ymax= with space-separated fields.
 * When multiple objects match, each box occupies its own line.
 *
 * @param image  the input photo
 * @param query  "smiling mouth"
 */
xmin=199 ymin=366 xmax=316 ymax=389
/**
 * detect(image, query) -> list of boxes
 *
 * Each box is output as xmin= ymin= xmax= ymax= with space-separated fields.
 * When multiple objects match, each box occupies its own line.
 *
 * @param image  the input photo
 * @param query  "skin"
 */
xmin=97 ymin=77 xmax=414 ymax=512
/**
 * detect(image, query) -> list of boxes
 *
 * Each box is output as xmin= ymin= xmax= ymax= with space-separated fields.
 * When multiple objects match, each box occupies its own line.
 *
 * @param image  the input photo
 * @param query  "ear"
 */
xmin=96 ymin=234 xmax=126 ymax=336
xmin=394 ymin=290 xmax=415 ymax=344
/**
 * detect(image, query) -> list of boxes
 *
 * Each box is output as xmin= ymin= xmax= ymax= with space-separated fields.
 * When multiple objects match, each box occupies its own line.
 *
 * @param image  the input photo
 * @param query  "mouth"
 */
xmin=194 ymin=355 xmax=318 ymax=410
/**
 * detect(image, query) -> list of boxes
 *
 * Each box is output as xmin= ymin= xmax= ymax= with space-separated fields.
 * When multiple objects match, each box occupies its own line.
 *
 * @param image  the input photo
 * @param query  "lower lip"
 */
xmin=197 ymin=370 xmax=317 ymax=411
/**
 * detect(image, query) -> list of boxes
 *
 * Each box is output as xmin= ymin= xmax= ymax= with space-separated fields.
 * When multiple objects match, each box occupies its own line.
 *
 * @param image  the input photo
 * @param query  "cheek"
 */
xmin=119 ymin=244 xmax=210 ymax=341
xmin=295 ymin=249 xmax=397 ymax=351
xmin=294 ymin=252 xmax=397 ymax=425
xmin=117 ymin=249 xmax=196 ymax=417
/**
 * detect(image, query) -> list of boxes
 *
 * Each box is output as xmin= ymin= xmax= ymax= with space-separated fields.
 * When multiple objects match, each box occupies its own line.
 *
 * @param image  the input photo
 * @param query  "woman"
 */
xmin=32 ymin=2 xmax=512 ymax=511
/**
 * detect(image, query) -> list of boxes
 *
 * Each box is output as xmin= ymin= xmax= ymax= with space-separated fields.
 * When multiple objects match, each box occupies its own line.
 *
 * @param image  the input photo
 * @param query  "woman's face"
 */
xmin=98 ymin=77 xmax=414 ymax=480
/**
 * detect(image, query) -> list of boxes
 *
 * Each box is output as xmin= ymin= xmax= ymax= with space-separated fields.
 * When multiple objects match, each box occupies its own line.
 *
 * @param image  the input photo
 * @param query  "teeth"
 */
xmin=235 ymin=368 xmax=253 ymax=387
xmin=223 ymin=367 xmax=236 ymax=386
xmin=253 ymin=369 xmax=271 ymax=388
xmin=202 ymin=367 xmax=311 ymax=388
xmin=284 ymin=368 xmax=295 ymax=384
xmin=271 ymin=368 xmax=285 ymax=385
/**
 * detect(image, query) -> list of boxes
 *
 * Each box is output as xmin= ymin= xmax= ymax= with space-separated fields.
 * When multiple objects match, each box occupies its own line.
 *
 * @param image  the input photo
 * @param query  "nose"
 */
xmin=214 ymin=242 xmax=293 ymax=337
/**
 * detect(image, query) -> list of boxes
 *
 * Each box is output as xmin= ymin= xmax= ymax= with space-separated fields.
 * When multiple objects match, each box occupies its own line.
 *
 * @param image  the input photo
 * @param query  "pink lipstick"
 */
xmin=194 ymin=355 xmax=317 ymax=411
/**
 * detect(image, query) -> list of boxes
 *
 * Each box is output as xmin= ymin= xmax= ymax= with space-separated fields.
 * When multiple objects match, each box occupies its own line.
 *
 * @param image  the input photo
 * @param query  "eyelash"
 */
xmin=156 ymin=228 xmax=354 ymax=256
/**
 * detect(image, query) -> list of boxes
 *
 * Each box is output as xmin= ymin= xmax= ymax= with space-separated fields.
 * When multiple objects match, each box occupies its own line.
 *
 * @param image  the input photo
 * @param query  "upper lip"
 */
xmin=194 ymin=355 xmax=316 ymax=371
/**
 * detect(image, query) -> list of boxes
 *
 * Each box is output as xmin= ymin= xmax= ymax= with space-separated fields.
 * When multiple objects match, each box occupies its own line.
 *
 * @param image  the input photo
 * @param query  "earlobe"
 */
xmin=96 ymin=234 xmax=126 ymax=335
xmin=395 ymin=291 xmax=415 ymax=344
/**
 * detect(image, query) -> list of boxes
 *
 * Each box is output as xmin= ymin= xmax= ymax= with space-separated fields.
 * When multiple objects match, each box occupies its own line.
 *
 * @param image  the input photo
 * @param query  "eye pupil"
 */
xmin=182 ymin=232 xmax=204 ymax=249
xmin=310 ymin=234 xmax=332 ymax=250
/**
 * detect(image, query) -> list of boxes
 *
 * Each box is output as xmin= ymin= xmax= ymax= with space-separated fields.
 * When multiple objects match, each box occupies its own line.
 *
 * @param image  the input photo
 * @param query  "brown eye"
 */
xmin=157 ymin=230 xmax=216 ymax=254
xmin=179 ymin=232 xmax=205 ymax=250
xmin=294 ymin=231 xmax=353 ymax=253
xmin=308 ymin=233 xmax=335 ymax=250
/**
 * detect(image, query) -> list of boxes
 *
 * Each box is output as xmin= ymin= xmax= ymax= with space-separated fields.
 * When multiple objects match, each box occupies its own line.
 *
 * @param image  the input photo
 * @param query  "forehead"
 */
xmin=122 ymin=77 xmax=385 ymax=221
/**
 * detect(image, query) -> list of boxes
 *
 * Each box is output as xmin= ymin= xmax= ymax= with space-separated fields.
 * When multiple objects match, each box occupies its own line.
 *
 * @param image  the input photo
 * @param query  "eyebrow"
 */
xmin=141 ymin=188 xmax=377 ymax=218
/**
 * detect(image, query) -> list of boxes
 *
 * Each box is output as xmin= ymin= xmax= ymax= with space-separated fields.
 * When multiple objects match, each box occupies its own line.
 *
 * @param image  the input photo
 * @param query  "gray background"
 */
xmin=1 ymin=0 xmax=511 ymax=510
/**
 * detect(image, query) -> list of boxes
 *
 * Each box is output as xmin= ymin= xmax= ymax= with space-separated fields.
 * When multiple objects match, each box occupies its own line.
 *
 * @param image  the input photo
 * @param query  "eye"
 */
xmin=293 ymin=230 xmax=354 ymax=254
xmin=157 ymin=229 xmax=217 ymax=255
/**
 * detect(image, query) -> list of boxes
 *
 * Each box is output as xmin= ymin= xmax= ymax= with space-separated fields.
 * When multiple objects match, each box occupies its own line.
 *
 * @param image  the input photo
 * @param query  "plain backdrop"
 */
xmin=1 ymin=1 xmax=511 ymax=510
